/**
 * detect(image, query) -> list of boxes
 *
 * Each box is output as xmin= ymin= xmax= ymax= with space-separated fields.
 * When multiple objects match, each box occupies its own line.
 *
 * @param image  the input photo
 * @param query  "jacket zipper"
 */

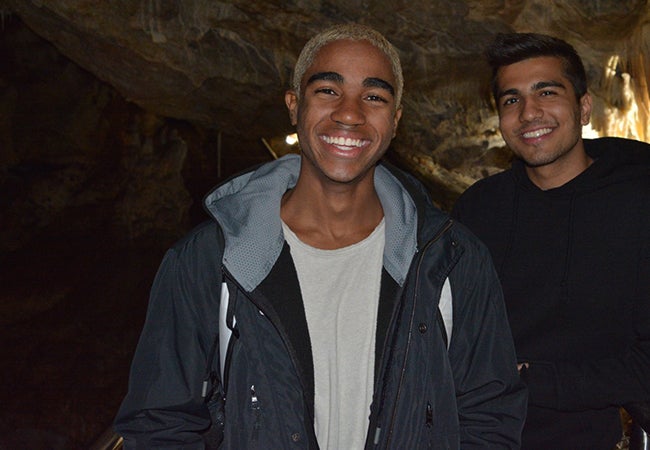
xmin=380 ymin=218 xmax=454 ymax=448
xmin=222 ymin=270 xmax=318 ymax=448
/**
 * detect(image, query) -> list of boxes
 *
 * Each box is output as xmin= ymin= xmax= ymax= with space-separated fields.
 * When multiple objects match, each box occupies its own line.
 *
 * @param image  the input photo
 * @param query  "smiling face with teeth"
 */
xmin=285 ymin=39 xmax=402 ymax=187
xmin=496 ymin=56 xmax=593 ymax=188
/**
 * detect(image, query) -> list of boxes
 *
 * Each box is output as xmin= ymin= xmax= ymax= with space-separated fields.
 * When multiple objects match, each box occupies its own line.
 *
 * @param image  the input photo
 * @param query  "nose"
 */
xmin=330 ymin=96 xmax=365 ymax=127
xmin=519 ymin=97 xmax=543 ymax=122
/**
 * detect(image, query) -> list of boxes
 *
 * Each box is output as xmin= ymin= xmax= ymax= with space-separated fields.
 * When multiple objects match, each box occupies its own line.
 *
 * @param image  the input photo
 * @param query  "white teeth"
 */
xmin=522 ymin=128 xmax=552 ymax=138
xmin=322 ymin=135 xmax=364 ymax=147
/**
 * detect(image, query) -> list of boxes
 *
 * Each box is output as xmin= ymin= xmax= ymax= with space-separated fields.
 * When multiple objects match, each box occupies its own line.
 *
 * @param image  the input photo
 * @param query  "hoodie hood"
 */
xmin=512 ymin=137 xmax=650 ymax=195
xmin=203 ymin=154 xmax=424 ymax=292
xmin=581 ymin=137 xmax=650 ymax=186
xmin=497 ymin=137 xmax=649 ymax=302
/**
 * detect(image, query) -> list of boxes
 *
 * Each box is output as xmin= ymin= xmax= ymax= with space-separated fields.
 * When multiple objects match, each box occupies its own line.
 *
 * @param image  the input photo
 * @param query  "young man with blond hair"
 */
xmin=115 ymin=24 xmax=526 ymax=449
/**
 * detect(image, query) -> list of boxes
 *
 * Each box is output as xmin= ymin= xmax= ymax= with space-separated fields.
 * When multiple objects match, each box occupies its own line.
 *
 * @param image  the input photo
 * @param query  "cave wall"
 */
xmin=0 ymin=16 xmax=270 ymax=252
xmin=0 ymin=0 xmax=648 ymax=251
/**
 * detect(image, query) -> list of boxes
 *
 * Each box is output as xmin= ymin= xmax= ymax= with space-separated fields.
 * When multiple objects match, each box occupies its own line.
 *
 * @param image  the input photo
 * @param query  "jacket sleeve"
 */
xmin=521 ymin=243 xmax=650 ymax=411
xmin=449 ymin=233 xmax=528 ymax=449
xmin=113 ymin=224 xmax=223 ymax=449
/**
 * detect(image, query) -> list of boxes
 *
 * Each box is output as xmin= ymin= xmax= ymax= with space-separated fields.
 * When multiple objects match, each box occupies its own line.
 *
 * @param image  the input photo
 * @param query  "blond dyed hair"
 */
xmin=291 ymin=23 xmax=404 ymax=107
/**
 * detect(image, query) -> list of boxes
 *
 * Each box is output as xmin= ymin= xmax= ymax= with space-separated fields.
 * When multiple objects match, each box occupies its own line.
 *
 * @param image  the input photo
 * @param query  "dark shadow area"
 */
xmin=0 ymin=233 xmax=166 ymax=449
xmin=0 ymin=15 xmax=271 ymax=449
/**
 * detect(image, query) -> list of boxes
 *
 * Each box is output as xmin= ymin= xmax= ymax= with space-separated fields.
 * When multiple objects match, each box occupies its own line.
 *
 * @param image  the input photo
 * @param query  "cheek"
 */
xmin=498 ymin=114 xmax=515 ymax=134
xmin=497 ymin=105 xmax=517 ymax=123
xmin=379 ymin=114 xmax=399 ymax=135
xmin=295 ymin=111 xmax=315 ymax=138
xmin=300 ymin=104 xmax=329 ymax=127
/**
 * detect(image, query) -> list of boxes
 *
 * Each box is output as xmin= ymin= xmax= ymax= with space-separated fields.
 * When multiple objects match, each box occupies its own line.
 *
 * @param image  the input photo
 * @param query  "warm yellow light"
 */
xmin=582 ymin=123 xmax=600 ymax=139
xmin=285 ymin=133 xmax=298 ymax=145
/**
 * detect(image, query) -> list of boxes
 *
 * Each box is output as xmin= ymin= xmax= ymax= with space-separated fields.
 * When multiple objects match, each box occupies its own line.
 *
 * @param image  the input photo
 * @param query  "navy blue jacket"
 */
xmin=115 ymin=155 xmax=527 ymax=449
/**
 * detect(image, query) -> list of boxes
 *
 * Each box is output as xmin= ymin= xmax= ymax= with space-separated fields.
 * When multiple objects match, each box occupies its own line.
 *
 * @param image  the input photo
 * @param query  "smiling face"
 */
xmin=496 ymin=56 xmax=592 ymax=178
xmin=285 ymin=39 xmax=402 ymax=187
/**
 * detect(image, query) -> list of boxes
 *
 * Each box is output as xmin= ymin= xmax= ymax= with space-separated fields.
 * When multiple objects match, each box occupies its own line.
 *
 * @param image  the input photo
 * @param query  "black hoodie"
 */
xmin=452 ymin=137 xmax=650 ymax=449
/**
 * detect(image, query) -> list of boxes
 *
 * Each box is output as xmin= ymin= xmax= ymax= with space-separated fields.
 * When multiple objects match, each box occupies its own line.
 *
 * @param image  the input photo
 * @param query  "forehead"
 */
xmin=497 ymin=56 xmax=568 ymax=89
xmin=301 ymin=39 xmax=395 ymax=86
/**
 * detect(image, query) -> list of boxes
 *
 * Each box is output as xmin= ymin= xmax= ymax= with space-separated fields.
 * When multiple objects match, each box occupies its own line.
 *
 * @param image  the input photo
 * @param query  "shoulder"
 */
xmin=452 ymin=169 xmax=515 ymax=224
xmin=587 ymin=136 xmax=650 ymax=151
xmin=449 ymin=219 xmax=493 ymax=263
xmin=458 ymin=169 xmax=515 ymax=202
xmin=586 ymin=137 xmax=650 ymax=163
xmin=167 ymin=220 xmax=224 ymax=268
xmin=171 ymin=220 xmax=220 ymax=248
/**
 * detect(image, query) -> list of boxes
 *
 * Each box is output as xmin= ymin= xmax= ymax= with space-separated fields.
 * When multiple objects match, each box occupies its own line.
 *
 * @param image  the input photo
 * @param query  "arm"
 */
xmin=449 ymin=234 xmax=527 ymax=449
xmin=114 ymin=223 xmax=223 ymax=449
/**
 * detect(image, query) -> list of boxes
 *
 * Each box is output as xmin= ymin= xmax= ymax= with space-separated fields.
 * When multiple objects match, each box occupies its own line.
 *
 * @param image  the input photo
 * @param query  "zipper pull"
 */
xmin=250 ymin=385 xmax=259 ymax=409
xmin=426 ymin=401 xmax=433 ymax=427
xmin=250 ymin=385 xmax=261 ymax=442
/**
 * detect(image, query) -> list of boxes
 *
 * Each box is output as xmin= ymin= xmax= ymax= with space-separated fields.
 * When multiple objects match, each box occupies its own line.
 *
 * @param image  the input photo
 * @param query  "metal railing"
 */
xmin=88 ymin=427 xmax=122 ymax=450
xmin=631 ymin=423 xmax=650 ymax=450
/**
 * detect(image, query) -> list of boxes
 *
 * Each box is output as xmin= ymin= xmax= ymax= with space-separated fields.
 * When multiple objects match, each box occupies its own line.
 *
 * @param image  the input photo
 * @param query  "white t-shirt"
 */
xmin=282 ymin=219 xmax=385 ymax=449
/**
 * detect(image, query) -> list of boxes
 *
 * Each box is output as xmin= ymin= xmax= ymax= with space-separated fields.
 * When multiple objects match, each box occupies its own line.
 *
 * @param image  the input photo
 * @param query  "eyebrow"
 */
xmin=306 ymin=71 xmax=344 ymax=85
xmin=498 ymin=80 xmax=567 ymax=99
xmin=364 ymin=77 xmax=395 ymax=96
xmin=533 ymin=80 xmax=566 ymax=90
xmin=306 ymin=72 xmax=395 ymax=97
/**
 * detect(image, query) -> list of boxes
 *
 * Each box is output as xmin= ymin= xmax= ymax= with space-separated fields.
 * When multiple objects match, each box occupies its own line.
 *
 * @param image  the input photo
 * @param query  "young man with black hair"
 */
xmin=453 ymin=32 xmax=650 ymax=449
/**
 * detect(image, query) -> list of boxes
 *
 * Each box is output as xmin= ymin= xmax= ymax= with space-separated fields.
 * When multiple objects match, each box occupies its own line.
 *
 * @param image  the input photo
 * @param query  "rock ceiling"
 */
xmin=1 ymin=0 xmax=649 ymax=228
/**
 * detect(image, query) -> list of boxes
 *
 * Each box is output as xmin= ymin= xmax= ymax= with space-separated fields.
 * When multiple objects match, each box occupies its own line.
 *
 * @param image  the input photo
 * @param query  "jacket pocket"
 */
xmin=204 ymin=385 xmax=225 ymax=450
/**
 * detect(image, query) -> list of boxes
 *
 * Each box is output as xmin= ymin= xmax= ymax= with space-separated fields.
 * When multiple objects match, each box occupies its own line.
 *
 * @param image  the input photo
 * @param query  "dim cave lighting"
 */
xmin=597 ymin=54 xmax=648 ymax=142
xmin=285 ymin=133 xmax=299 ymax=146
xmin=262 ymin=133 xmax=301 ymax=160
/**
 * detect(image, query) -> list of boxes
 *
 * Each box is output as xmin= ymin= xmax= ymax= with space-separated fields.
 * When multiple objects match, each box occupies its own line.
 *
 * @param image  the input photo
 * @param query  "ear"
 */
xmin=285 ymin=90 xmax=299 ymax=126
xmin=579 ymin=92 xmax=592 ymax=126
xmin=392 ymin=106 xmax=403 ymax=138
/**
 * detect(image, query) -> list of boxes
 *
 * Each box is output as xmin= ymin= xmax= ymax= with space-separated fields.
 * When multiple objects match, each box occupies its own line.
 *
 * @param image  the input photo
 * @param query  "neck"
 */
xmin=280 ymin=180 xmax=384 ymax=250
xmin=526 ymin=145 xmax=593 ymax=191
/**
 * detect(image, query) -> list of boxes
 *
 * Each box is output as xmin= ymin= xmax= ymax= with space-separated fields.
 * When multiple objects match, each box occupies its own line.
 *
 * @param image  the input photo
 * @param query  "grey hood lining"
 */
xmin=204 ymin=154 xmax=418 ymax=291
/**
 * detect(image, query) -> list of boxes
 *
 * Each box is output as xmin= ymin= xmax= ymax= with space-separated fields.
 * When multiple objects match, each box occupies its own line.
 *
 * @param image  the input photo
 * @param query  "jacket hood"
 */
xmin=512 ymin=137 xmax=650 ymax=195
xmin=203 ymin=154 xmax=442 ymax=292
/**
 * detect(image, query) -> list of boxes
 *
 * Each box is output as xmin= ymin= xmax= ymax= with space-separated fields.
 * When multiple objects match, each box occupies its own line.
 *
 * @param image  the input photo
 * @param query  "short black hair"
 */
xmin=486 ymin=32 xmax=588 ymax=103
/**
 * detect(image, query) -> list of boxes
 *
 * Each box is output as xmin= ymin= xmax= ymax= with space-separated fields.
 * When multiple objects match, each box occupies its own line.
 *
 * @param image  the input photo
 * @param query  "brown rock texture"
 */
xmin=2 ymin=0 xmax=648 ymax=220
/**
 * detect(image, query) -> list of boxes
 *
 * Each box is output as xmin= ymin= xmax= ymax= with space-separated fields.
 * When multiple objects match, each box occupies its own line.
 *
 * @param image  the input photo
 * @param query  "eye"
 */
xmin=502 ymin=97 xmax=518 ymax=107
xmin=540 ymin=90 xmax=557 ymax=97
xmin=365 ymin=94 xmax=389 ymax=103
xmin=314 ymin=87 xmax=337 ymax=96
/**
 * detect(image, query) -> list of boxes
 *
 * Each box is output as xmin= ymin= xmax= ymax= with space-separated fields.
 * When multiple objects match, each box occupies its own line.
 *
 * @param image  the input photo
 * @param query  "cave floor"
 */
xmin=0 ymin=234 xmax=167 ymax=449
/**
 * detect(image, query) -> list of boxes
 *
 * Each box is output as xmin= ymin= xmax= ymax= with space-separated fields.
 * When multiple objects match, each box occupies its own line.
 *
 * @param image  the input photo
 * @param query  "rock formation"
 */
xmin=0 ymin=0 xmax=648 ymax=246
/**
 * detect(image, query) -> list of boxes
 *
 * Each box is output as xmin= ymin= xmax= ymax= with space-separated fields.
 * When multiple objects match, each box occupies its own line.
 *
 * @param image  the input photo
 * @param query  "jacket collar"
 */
xmin=204 ymin=155 xmax=422 ymax=291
